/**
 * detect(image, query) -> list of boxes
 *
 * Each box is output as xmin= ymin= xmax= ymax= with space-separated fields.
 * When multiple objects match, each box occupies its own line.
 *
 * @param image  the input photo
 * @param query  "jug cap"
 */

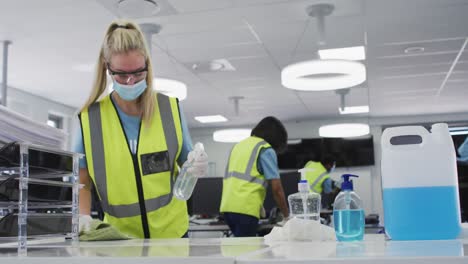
xmin=341 ymin=174 xmax=359 ymax=191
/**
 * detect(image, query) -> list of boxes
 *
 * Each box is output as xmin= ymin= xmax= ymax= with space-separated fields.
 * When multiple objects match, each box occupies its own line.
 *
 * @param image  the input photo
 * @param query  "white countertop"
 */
xmin=0 ymin=237 xmax=267 ymax=264
xmin=239 ymin=235 xmax=468 ymax=264
xmin=0 ymin=234 xmax=467 ymax=264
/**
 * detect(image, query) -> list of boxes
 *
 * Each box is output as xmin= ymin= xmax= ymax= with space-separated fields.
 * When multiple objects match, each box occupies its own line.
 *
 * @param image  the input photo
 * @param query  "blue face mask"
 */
xmin=113 ymin=79 xmax=147 ymax=101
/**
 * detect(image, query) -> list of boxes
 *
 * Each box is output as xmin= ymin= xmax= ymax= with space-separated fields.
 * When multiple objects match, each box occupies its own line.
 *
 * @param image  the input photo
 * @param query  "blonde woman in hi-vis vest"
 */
xmin=74 ymin=20 xmax=208 ymax=239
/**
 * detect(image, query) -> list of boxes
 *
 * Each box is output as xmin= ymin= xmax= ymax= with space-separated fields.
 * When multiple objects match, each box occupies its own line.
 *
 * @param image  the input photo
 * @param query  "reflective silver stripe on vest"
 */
xmin=224 ymin=147 xmax=233 ymax=181
xmin=224 ymin=140 xmax=268 ymax=189
xmin=225 ymin=171 xmax=268 ymax=189
xmin=310 ymin=171 xmax=328 ymax=192
xmin=157 ymin=93 xmax=178 ymax=185
xmin=87 ymin=94 xmax=179 ymax=218
xmin=88 ymin=103 xmax=109 ymax=208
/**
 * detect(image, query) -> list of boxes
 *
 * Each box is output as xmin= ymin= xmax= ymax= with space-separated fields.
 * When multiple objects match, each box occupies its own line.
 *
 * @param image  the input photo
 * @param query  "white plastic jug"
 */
xmin=381 ymin=123 xmax=461 ymax=240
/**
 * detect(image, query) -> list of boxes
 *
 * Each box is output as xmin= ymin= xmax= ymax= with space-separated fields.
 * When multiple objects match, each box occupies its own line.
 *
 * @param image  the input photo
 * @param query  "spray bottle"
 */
xmin=333 ymin=174 xmax=365 ymax=241
xmin=173 ymin=142 xmax=205 ymax=200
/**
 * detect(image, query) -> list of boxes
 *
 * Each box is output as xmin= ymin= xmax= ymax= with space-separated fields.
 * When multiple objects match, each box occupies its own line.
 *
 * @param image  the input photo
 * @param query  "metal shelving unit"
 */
xmin=0 ymin=142 xmax=82 ymax=255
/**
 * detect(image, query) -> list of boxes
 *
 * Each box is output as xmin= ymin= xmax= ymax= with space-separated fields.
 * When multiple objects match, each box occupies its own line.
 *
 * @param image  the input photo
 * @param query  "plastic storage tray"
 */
xmin=0 ymin=142 xmax=82 ymax=255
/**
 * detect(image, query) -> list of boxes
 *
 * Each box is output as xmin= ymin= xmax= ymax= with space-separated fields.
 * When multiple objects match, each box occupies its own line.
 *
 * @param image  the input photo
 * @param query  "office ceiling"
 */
xmin=0 ymin=0 xmax=467 ymax=128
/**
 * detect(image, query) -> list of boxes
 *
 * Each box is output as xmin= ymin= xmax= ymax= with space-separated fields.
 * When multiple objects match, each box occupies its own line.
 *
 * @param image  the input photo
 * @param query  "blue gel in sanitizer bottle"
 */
xmin=333 ymin=174 xmax=365 ymax=242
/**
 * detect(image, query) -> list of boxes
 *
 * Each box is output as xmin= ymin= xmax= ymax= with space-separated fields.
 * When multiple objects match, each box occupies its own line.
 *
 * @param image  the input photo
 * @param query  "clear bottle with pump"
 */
xmin=173 ymin=142 xmax=205 ymax=200
xmin=333 ymin=174 xmax=365 ymax=242
xmin=288 ymin=180 xmax=321 ymax=221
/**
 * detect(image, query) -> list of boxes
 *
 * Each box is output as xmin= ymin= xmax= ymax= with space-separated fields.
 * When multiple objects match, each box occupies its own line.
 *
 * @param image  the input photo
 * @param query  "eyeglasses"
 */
xmin=107 ymin=64 xmax=148 ymax=84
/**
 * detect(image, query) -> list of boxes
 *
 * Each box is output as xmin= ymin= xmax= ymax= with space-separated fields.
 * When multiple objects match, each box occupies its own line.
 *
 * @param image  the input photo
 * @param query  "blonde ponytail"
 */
xmin=80 ymin=20 xmax=156 ymax=125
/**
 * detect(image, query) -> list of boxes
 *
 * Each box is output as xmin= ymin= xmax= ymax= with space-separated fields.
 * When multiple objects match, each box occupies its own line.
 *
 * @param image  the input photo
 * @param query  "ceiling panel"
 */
xmin=457 ymin=49 xmax=468 ymax=61
xmin=239 ymin=0 xmax=363 ymax=25
xmin=372 ymin=38 xmax=465 ymax=58
xmin=370 ymin=53 xmax=458 ymax=69
xmin=232 ymin=0 xmax=292 ymax=6
xmin=439 ymin=83 xmax=468 ymax=97
xmin=156 ymin=27 xmax=259 ymax=50
xmin=366 ymin=1 xmax=468 ymax=45
xmin=1 ymin=0 xmax=468 ymax=128
xmin=167 ymin=42 xmax=268 ymax=63
xmin=373 ymin=64 xmax=454 ymax=78
xmin=168 ymin=0 xmax=233 ymax=13
xmin=370 ymin=75 xmax=444 ymax=91
xmin=96 ymin=0 xmax=179 ymax=17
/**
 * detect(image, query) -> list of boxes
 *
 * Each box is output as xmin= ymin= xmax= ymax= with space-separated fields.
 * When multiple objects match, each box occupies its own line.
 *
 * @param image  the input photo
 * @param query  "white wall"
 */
xmin=4 ymin=86 xmax=78 ymax=149
xmin=190 ymin=113 xmax=468 ymax=220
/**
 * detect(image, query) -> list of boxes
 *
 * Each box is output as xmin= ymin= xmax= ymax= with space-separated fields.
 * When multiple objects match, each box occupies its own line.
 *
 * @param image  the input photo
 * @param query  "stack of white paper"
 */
xmin=0 ymin=105 xmax=67 ymax=149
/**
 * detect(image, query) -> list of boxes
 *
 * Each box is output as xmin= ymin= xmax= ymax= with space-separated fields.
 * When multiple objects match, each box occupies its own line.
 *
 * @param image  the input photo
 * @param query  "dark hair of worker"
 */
xmin=321 ymin=154 xmax=336 ymax=167
xmin=251 ymin=116 xmax=288 ymax=153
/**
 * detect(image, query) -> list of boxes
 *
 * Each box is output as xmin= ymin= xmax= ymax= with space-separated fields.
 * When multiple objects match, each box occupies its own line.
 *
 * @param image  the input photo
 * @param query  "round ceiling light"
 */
xmin=117 ymin=0 xmax=160 ymax=18
xmin=153 ymin=78 xmax=187 ymax=101
xmin=213 ymin=129 xmax=251 ymax=143
xmin=319 ymin=123 xmax=370 ymax=138
xmin=404 ymin=46 xmax=425 ymax=54
xmin=281 ymin=59 xmax=366 ymax=91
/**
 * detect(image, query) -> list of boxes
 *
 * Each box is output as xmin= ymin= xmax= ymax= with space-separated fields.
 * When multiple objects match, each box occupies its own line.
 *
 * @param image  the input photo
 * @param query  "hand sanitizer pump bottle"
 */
xmin=333 ymin=174 xmax=365 ymax=242
xmin=288 ymin=180 xmax=321 ymax=221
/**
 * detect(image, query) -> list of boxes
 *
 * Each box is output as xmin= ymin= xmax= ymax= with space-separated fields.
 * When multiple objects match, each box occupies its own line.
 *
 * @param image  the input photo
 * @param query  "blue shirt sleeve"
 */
xmin=457 ymin=136 xmax=468 ymax=162
xmin=322 ymin=178 xmax=333 ymax=194
xmin=177 ymin=104 xmax=193 ymax=165
xmin=258 ymin=148 xmax=280 ymax=180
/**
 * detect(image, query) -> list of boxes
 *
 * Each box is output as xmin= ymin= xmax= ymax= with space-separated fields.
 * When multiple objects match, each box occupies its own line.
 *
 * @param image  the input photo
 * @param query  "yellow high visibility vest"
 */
xmin=304 ymin=161 xmax=330 ymax=194
xmin=219 ymin=136 xmax=271 ymax=218
xmin=80 ymin=93 xmax=187 ymax=238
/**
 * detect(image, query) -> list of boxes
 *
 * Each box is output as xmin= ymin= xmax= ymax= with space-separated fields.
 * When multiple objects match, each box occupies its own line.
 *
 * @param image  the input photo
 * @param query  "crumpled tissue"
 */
xmin=264 ymin=217 xmax=335 ymax=243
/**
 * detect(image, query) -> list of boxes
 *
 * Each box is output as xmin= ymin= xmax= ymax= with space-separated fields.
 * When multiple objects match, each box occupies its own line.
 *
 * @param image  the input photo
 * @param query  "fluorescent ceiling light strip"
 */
xmin=213 ymin=129 xmax=251 ymax=143
xmin=318 ymin=46 xmax=366 ymax=61
xmin=449 ymin=131 xmax=468 ymax=136
xmin=339 ymin=105 xmax=370 ymax=115
xmin=194 ymin=115 xmax=228 ymax=123
xmin=449 ymin=127 xmax=468 ymax=136
xmin=449 ymin=127 xmax=468 ymax=131
xmin=287 ymin=139 xmax=302 ymax=144
xmin=281 ymin=59 xmax=366 ymax=91
xmin=319 ymin=123 xmax=370 ymax=138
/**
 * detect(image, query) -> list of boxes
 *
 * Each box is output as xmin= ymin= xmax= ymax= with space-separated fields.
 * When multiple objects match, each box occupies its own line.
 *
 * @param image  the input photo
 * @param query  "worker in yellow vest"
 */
xmin=74 ymin=20 xmax=208 ymax=239
xmin=220 ymin=116 xmax=290 ymax=237
xmin=303 ymin=155 xmax=337 ymax=209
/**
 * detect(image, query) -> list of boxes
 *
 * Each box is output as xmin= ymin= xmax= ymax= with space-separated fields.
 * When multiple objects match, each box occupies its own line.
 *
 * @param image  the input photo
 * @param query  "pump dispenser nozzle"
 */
xmin=341 ymin=174 xmax=359 ymax=191
xmin=298 ymin=179 xmax=310 ymax=193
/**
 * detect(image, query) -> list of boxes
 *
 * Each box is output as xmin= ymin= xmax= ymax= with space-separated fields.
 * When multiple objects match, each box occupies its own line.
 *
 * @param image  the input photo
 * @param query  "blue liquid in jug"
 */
xmin=383 ymin=186 xmax=461 ymax=240
xmin=333 ymin=209 xmax=365 ymax=241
